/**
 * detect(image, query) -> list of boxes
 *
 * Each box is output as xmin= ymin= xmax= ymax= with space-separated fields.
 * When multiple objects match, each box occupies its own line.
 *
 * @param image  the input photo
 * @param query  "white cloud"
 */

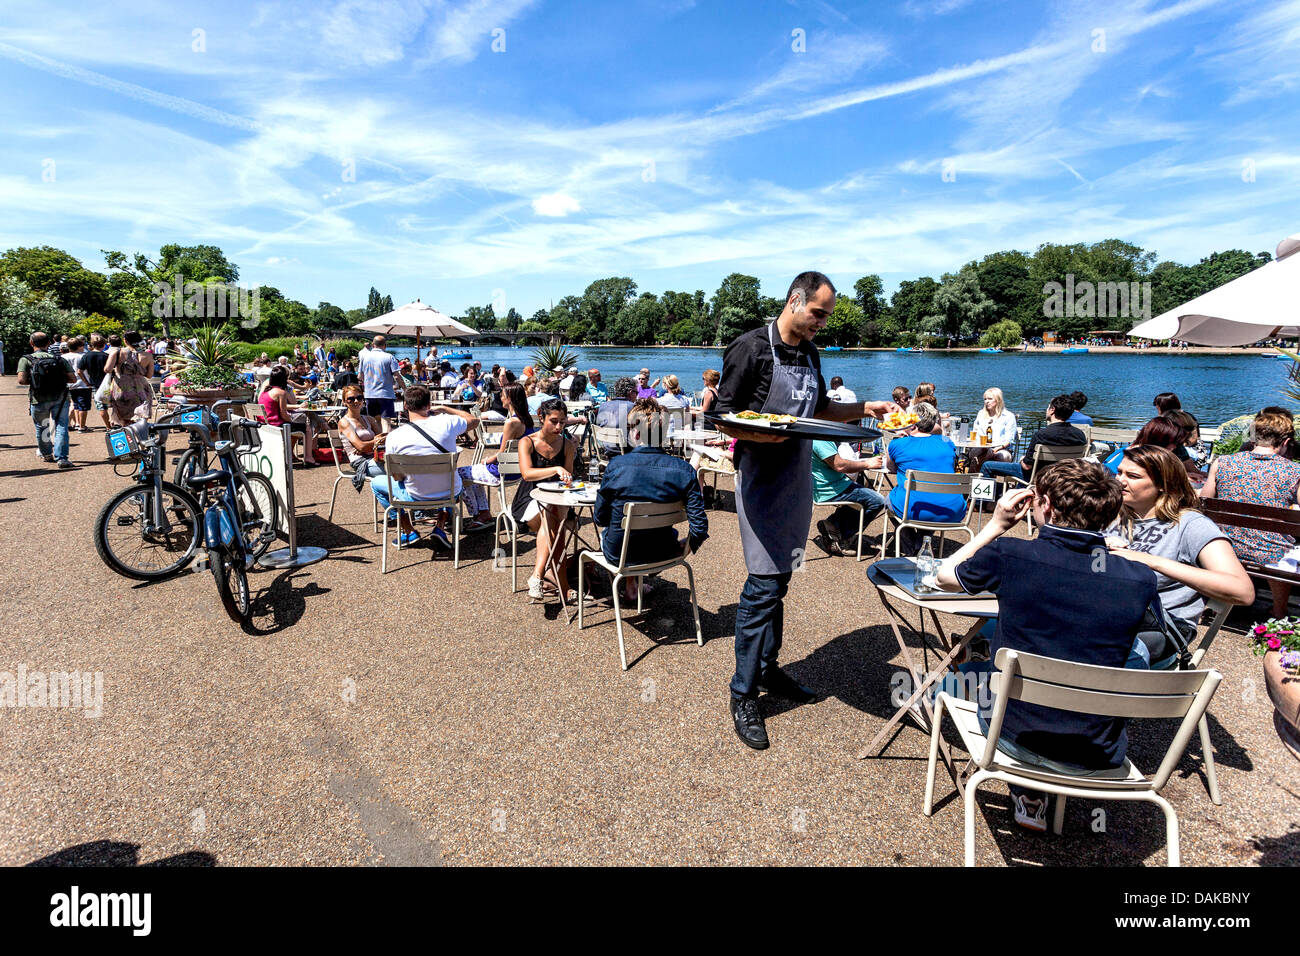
xmin=531 ymin=193 xmax=582 ymax=217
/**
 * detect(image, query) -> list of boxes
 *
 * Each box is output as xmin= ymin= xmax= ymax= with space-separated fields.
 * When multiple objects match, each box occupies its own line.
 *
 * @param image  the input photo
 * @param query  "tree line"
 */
xmin=0 ymin=239 xmax=1272 ymax=358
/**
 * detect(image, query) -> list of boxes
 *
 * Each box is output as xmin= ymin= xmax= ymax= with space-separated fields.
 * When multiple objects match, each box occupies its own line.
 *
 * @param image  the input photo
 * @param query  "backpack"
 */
xmin=29 ymin=354 xmax=68 ymax=402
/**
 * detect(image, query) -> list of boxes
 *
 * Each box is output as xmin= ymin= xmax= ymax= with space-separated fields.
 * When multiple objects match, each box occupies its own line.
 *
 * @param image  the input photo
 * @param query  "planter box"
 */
xmin=173 ymin=387 xmax=255 ymax=420
xmin=1264 ymin=650 xmax=1300 ymax=761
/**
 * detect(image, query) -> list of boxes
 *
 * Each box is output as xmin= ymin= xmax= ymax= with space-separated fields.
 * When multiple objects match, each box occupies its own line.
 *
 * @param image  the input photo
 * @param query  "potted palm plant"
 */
xmin=531 ymin=343 xmax=581 ymax=380
xmin=171 ymin=324 xmax=254 ymax=414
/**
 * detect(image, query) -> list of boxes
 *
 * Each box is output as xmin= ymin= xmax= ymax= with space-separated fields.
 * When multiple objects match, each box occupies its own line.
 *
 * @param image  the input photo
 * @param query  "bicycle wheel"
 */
xmin=234 ymin=471 xmax=278 ymax=559
xmin=94 ymin=481 xmax=202 ymax=580
xmin=209 ymin=547 xmax=251 ymax=623
xmin=172 ymin=446 xmax=212 ymax=488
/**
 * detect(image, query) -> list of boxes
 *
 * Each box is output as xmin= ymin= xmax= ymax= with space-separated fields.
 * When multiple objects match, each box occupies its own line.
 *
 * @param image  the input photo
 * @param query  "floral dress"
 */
xmin=1212 ymin=450 xmax=1300 ymax=564
xmin=107 ymin=348 xmax=153 ymax=425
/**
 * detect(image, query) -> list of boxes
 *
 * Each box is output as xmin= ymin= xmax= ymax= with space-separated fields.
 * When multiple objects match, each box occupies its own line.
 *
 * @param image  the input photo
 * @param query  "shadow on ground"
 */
xmin=25 ymin=840 xmax=217 ymax=867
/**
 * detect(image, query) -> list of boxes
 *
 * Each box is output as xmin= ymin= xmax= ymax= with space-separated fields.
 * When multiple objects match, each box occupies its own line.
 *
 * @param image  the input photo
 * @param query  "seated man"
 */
xmin=586 ymin=368 xmax=608 ymax=403
xmin=980 ymin=393 xmax=1086 ymax=484
xmin=595 ymin=376 xmax=638 ymax=456
xmin=594 ymin=399 xmax=708 ymax=601
xmin=369 ymin=384 xmax=479 ymax=549
xmin=812 ymin=440 xmax=885 ymax=556
xmin=935 ymin=459 xmax=1158 ymax=832
xmin=1067 ymin=390 xmax=1093 ymax=426
xmin=826 ymin=375 xmax=856 ymax=404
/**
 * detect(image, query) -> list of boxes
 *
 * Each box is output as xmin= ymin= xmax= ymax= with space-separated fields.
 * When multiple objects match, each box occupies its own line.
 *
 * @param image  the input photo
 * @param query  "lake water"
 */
xmin=389 ymin=345 xmax=1295 ymax=429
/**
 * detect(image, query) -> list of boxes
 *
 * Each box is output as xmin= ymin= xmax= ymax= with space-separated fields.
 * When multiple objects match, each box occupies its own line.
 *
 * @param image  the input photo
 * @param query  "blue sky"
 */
xmin=1 ymin=0 xmax=1298 ymax=316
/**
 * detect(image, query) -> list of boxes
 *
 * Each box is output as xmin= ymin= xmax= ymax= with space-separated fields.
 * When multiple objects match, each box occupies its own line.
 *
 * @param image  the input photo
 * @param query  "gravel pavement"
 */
xmin=1 ymin=379 xmax=1297 ymax=866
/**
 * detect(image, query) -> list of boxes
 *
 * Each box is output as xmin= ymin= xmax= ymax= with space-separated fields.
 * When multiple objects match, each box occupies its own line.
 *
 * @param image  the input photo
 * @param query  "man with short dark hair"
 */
xmin=596 ymin=376 xmax=638 ymax=455
xmin=80 ymin=333 xmax=112 ymax=429
xmin=1067 ymin=390 xmax=1093 ymax=426
xmin=980 ymin=394 xmax=1086 ymax=484
xmin=370 ymin=384 xmax=479 ymax=549
xmin=716 ymin=269 xmax=898 ymax=749
xmin=936 ymin=459 xmax=1157 ymax=831
xmin=826 ymin=375 xmax=856 ymax=403
xmin=17 ymin=331 xmax=76 ymax=468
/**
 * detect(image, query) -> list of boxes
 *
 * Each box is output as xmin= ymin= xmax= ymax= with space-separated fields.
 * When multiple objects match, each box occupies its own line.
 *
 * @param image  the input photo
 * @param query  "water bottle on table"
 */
xmin=914 ymin=535 xmax=936 ymax=594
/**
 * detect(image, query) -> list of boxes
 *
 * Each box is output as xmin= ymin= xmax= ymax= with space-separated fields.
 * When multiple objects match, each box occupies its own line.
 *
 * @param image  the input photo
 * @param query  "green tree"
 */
xmin=923 ymin=270 xmax=995 ymax=341
xmin=103 ymin=243 xmax=240 ymax=335
xmin=826 ymin=295 xmax=864 ymax=346
xmin=980 ymin=319 xmax=1023 ymax=348
xmin=667 ymin=317 xmax=702 ymax=345
xmin=609 ymin=293 xmax=664 ymax=345
xmin=0 ymin=276 xmax=83 ymax=367
xmin=365 ymin=287 xmax=384 ymax=318
xmin=711 ymin=273 xmax=763 ymax=337
xmin=0 ymin=246 xmax=114 ymax=316
xmin=312 ymin=301 xmax=346 ymax=333
xmin=890 ymin=277 xmax=940 ymax=341
xmin=580 ymin=279 xmax=636 ymax=337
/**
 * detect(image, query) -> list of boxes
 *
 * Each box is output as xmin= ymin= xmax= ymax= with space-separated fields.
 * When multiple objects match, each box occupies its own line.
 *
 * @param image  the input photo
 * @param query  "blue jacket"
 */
xmin=595 ymin=446 xmax=708 ymax=563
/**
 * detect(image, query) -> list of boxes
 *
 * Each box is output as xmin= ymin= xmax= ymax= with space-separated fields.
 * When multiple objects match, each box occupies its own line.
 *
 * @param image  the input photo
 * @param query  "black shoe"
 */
xmin=730 ymin=696 xmax=769 ymax=750
xmin=759 ymin=666 xmax=818 ymax=703
xmin=816 ymin=519 xmax=844 ymax=556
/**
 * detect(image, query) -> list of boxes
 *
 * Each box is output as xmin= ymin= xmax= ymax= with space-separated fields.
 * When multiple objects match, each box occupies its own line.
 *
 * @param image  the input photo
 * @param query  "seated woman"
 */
xmin=885 ymin=402 xmax=965 ymax=554
xmin=513 ymin=398 xmax=580 ymax=603
xmin=968 ymin=386 xmax=1016 ymax=469
xmin=458 ymin=383 xmax=535 ymax=528
xmin=336 ymin=384 xmax=385 ymax=478
xmin=567 ymin=373 xmax=589 ymax=403
xmin=657 ymin=374 xmax=691 ymax=409
xmin=1200 ymin=408 xmax=1300 ymax=617
xmin=1105 ymin=444 xmax=1254 ymax=667
xmin=1110 ymin=416 xmax=1204 ymax=482
xmin=260 ymin=366 xmax=318 ymax=466
xmin=693 ymin=368 xmax=721 ymax=418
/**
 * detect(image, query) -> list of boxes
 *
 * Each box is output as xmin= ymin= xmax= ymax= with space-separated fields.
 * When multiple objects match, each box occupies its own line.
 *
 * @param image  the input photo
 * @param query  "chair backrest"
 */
xmin=984 ymin=648 xmax=1222 ymax=789
xmin=615 ymin=501 xmax=690 ymax=569
xmin=1026 ymin=443 xmax=1089 ymax=482
xmin=380 ymin=451 xmax=458 ymax=502
xmin=243 ymin=403 xmax=267 ymax=423
xmin=475 ymin=419 xmax=506 ymax=465
xmin=1091 ymin=426 xmax=1137 ymax=445
xmin=594 ymin=425 xmax=627 ymax=454
xmin=1200 ymin=497 xmax=1300 ymax=583
xmin=900 ymin=470 xmax=975 ymax=525
xmin=327 ymin=428 xmax=351 ymax=477
xmin=493 ymin=441 xmax=523 ymax=512
xmin=1188 ymin=598 xmax=1231 ymax=669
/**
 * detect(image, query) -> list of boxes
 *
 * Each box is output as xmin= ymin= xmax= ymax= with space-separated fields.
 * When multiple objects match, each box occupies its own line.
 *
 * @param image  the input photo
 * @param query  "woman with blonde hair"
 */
xmin=658 ymin=373 xmax=691 ymax=409
xmin=1106 ymin=444 xmax=1253 ymax=665
xmin=337 ymin=383 xmax=385 ymax=478
xmin=969 ymin=387 xmax=1016 ymax=467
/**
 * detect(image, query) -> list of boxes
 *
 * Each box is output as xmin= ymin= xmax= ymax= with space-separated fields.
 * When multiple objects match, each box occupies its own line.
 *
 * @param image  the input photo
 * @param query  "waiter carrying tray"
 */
xmin=715 ymin=271 xmax=898 ymax=750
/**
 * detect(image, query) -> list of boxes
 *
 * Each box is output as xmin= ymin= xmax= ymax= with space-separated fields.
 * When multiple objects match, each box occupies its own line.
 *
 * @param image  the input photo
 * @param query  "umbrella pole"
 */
xmin=416 ymin=330 xmax=421 ymax=364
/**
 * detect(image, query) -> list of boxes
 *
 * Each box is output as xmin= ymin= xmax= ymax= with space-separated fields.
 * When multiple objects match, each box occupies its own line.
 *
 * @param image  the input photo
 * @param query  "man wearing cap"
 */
xmin=559 ymin=366 xmax=578 ymax=392
xmin=716 ymin=271 xmax=898 ymax=750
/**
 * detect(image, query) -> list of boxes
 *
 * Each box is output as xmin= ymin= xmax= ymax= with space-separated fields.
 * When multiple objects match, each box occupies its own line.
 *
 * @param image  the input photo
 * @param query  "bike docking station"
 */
xmin=243 ymin=422 xmax=328 ymax=570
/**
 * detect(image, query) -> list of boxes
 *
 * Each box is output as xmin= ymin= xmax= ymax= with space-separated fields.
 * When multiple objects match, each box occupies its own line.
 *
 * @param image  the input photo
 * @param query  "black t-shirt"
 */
xmin=1021 ymin=421 xmax=1087 ymax=470
xmin=333 ymin=371 xmax=359 ymax=390
xmin=715 ymin=325 xmax=829 ymax=415
xmin=79 ymin=349 xmax=109 ymax=388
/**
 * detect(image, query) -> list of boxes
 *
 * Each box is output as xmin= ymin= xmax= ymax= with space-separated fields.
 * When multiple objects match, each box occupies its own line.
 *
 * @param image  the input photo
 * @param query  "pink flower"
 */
xmin=1268 ymin=636 xmax=1282 ymax=651
xmin=1254 ymin=624 xmax=1268 ymax=635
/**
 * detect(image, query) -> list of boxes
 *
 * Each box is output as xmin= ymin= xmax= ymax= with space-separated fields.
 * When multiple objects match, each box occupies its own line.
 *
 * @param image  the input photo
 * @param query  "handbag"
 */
xmin=1142 ymin=599 xmax=1195 ymax=670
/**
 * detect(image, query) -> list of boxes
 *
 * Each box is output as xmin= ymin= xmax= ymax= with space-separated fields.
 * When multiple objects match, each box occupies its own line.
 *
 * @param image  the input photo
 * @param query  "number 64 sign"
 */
xmin=970 ymin=477 xmax=996 ymax=501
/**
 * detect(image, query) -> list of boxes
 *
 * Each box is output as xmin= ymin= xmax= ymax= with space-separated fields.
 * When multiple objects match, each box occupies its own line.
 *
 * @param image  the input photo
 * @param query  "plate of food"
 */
xmin=539 ymin=479 xmax=587 ymax=493
xmin=880 ymin=410 xmax=920 ymax=432
xmin=704 ymin=413 xmax=880 ymax=443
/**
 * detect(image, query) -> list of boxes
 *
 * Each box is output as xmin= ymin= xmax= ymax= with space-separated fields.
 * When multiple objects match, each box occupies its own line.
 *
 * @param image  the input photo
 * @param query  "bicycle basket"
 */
xmin=105 ymin=421 xmax=150 ymax=462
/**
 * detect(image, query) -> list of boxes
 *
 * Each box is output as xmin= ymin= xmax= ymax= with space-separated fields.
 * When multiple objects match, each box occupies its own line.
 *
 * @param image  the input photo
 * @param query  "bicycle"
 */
xmin=95 ymin=415 xmax=278 ymax=582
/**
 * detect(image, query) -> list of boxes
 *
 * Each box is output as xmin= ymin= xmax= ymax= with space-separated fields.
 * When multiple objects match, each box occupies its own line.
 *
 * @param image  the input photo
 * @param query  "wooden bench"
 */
xmin=1201 ymin=497 xmax=1300 ymax=587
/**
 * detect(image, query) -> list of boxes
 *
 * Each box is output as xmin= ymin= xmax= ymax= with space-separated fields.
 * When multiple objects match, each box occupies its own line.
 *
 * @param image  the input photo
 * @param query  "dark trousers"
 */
xmin=366 ymin=397 xmax=396 ymax=419
xmin=730 ymin=572 xmax=792 ymax=699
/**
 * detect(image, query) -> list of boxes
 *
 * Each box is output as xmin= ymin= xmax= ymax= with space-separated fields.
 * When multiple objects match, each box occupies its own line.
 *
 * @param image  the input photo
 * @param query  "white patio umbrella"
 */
xmin=352 ymin=299 xmax=478 ymax=361
xmin=1128 ymin=233 xmax=1300 ymax=346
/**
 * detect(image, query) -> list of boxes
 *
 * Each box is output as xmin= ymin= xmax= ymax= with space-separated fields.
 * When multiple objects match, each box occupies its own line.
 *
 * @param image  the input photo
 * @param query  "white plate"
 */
xmin=721 ymin=413 xmax=774 ymax=428
xmin=538 ymin=480 xmax=588 ymax=493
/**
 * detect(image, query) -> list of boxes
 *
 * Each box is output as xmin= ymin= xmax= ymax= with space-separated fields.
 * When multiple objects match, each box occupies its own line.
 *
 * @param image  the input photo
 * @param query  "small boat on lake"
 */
xmin=1060 ymin=347 xmax=1089 ymax=355
xmin=979 ymin=347 xmax=1001 ymax=354
xmin=825 ymin=346 xmax=843 ymax=352
xmin=896 ymin=346 xmax=924 ymax=353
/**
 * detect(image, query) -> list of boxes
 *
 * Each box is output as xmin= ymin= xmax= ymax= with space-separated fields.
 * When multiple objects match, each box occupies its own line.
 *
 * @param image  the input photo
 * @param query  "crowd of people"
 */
xmin=13 ymin=290 xmax=1296 ymax=844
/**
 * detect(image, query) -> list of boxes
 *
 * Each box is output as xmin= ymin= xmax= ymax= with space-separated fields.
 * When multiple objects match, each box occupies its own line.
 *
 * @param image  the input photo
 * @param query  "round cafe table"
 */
xmin=862 ymin=558 xmax=999 ymax=798
xmin=530 ymin=484 xmax=602 ymax=622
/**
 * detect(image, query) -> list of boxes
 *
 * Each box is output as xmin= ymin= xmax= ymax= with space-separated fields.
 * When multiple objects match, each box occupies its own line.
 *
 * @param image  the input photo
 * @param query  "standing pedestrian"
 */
xmin=358 ymin=335 xmax=402 ymax=421
xmin=16 ymin=331 xmax=76 ymax=469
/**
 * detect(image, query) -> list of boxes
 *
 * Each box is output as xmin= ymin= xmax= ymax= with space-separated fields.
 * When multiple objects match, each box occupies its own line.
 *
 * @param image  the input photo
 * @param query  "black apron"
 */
xmin=734 ymin=323 xmax=821 ymax=575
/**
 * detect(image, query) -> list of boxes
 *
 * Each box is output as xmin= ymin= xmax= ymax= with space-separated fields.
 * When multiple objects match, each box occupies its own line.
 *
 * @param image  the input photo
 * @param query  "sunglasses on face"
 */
xmin=345 ymin=396 xmax=363 ymax=403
